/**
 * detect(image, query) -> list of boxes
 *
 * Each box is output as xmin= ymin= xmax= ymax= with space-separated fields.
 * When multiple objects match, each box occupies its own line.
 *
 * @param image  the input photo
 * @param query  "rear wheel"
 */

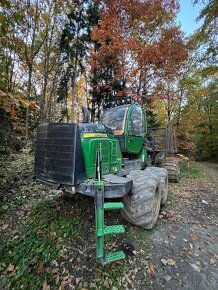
xmin=121 ymin=170 xmax=161 ymax=229
xmin=145 ymin=167 xmax=168 ymax=205
xmin=162 ymin=157 xmax=180 ymax=183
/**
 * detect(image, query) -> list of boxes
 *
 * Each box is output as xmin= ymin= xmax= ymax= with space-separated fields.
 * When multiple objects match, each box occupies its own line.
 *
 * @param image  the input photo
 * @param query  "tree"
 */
xmin=178 ymin=0 xmax=218 ymax=159
xmin=59 ymin=0 xmax=99 ymax=122
xmin=1 ymin=0 xmax=47 ymax=137
xmin=37 ymin=0 xmax=70 ymax=123
xmin=0 ymin=0 xmax=76 ymax=146
xmin=90 ymin=0 xmax=188 ymax=119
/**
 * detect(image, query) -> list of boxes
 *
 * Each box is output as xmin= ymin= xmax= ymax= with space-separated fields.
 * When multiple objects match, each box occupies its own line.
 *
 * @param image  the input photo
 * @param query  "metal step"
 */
xmin=104 ymin=225 xmax=125 ymax=235
xmin=94 ymin=152 xmax=126 ymax=265
xmin=104 ymin=202 xmax=124 ymax=210
xmin=104 ymin=251 xmax=125 ymax=264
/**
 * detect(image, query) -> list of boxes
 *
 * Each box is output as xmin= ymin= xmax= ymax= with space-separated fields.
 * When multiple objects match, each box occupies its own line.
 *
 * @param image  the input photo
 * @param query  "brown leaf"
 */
xmin=5 ymin=107 xmax=12 ymax=113
xmin=147 ymin=263 xmax=155 ymax=277
xmin=167 ymin=258 xmax=176 ymax=266
xmin=2 ymin=224 xmax=9 ymax=230
xmin=6 ymin=264 xmax=14 ymax=272
xmin=49 ymin=231 xmax=57 ymax=238
xmin=42 ymin=280 xmax=50 ymax=290
xmin=10 ymin=108 xmax=16 ymax=118
xmin=191 ymin=231 xmax=199 ymax=240
xmin=55 ymin=274 xmax=60 ymax=285
xmin=51 ymin=268 xmax=59 ymax=274
xmin=36 ymin=262 xmax=44 ymax=272
xmin=29 ymin=101 xmax=40 ymax=110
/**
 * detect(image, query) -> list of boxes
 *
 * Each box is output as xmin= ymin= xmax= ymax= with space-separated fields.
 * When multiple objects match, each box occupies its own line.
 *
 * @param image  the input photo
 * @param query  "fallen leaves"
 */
xmin=209 ymin=258 xmax=216 ymax=265
xmin=29 ymin=101 xmax=40 ymax=110
xmin=2 ymin=224 xmax=9 ymax=230
xmin=161 ymin=258 xmax=176 ymax=266
xmin=42 ymin=280 xmax=50 ymax=290
xmin=6 ymin=264 xmax=14 ymax=273
xmin=36 ymin=262 xmax=44 ymax=272
xmin=147 ymin=263 xmax=155 ymax=277
xmin=166 ymin=258 xmax=176 ymax=266
xmin=49 ymin=231 xmax=57 ymax=238
xmin=0 ymin=156 xmax=218 ymax=290
xmin=191 ymin=231 xmax=199 ymax=240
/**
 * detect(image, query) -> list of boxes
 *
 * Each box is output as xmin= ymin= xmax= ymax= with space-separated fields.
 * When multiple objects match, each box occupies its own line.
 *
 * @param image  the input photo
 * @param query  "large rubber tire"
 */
xmin=145 ymin=167 xmax=168 ymax=205
xmin=162 ymin=157 xmax=180 ymax=183
xmin=121 ymin=170 xmax=161 ymax=229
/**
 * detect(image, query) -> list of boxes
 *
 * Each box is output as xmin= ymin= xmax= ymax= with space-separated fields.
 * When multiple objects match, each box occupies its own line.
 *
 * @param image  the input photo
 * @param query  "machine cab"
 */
xmin=101 ymin=104 xmax=147 ymax=154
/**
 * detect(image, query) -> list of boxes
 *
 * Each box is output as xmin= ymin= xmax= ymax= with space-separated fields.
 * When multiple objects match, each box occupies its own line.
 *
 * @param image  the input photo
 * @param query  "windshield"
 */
xmin=101 ymin=105 xmax=129 ymax=131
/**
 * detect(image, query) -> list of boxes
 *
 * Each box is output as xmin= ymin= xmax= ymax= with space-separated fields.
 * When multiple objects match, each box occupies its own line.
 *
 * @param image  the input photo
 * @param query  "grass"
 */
xmin=0 ymin=233 xmax=57 ymax=289
xmin=0 ymin=198 xmax=85 ymax=290
xmin=0 ymin=202 xmax=10 ymax=216
xmin=3 ymin=152 xmax=208 ymax=289
xmin=180 ymin=161 xmax=204 ymax=179
xmin=32 ymin=199 xmax=84 ymax=238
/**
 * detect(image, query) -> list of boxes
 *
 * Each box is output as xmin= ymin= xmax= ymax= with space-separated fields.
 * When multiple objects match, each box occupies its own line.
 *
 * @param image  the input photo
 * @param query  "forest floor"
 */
xmin=0 ymin=152 xmax=217 ymax=290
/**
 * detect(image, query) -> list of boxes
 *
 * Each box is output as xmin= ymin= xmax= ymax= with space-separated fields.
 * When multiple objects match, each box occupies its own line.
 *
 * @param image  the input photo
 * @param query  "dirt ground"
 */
xmin=0 ymin=155 xmax=217 ymax=290
xmin=142 ymin=162 xmax=218 ymax=290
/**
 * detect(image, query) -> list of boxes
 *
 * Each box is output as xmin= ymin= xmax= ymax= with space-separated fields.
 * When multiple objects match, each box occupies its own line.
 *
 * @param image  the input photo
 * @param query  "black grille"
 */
xmin=34 ymin=123 xmax=85 ymax=185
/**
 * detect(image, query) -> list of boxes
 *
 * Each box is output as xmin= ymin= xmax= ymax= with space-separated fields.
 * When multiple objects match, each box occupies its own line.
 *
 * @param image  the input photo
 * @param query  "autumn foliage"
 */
xmin=0 ymin=0 xmax=217 ymax=159
xmin=90 ymin=0 xmax=188 ymax=106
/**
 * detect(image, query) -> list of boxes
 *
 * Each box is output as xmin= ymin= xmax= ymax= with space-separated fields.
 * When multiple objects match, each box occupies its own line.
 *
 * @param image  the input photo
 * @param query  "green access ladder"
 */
xmin=94 ymin=151 xmax=126 ymax=265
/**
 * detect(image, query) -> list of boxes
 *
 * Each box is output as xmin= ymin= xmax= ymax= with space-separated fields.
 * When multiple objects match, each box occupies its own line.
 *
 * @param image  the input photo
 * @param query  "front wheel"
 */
xmin=121 ymin=170 xmax=161 ymax=229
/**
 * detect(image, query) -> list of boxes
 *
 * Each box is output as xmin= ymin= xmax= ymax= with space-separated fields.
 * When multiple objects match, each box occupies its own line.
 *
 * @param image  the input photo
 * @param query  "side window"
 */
xmin=129 ymin=106 xmax=144 ymax=137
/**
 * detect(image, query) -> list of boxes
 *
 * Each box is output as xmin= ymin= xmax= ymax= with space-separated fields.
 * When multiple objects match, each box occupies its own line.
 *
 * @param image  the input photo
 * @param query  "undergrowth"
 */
xmin=180 ymin=161 xmax=204 ymax=179
xmin=0 ymin=198 xmax=85 ymax=290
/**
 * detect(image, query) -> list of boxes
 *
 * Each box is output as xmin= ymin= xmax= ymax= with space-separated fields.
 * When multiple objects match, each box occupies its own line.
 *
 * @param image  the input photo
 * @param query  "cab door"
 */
xmin=125 ymin=105 xmax=145 ymax=154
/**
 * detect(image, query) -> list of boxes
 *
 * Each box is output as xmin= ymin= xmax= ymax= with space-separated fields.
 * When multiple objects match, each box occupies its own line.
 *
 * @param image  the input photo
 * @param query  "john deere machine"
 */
xmin=34 ymin=101 xmax=179 ymax=265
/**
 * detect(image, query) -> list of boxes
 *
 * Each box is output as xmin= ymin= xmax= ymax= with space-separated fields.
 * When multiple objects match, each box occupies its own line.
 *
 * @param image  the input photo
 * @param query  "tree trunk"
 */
xmin=25 ymin=64 xmax=32 ymax=139
xmin=71 ymin=69 xmax=77 ymax=123
xmin=176 ymin=89 xmax=183 ymax=128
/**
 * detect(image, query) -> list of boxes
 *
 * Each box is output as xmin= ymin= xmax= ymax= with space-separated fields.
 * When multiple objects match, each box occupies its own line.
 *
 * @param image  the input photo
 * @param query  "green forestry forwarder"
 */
xmin=34 ymin=100 xmax=179 ymax=265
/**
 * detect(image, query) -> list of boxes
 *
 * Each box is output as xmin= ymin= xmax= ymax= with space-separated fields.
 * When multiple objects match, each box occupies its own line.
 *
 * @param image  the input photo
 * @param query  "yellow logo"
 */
xmin=83 ymin=133 xmax=108 ymax=138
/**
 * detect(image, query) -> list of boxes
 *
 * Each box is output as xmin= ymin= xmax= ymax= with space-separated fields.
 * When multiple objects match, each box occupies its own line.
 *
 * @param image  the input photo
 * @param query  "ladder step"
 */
xmin=104 ymin=225 xmax=125 ymax=235
xmin=104 ymin=251 xmax=125 ymax=264
xmin=104 ymin=202 xmax=124 ymax=210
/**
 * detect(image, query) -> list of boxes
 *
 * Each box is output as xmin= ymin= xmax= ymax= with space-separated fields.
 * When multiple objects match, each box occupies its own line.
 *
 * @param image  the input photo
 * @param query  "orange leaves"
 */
xmin=91 ymin=13 xmax=124 ymax=70
xmin=5 ymin=107 xmax=16 ymax=118
xmin=191 ymin=231 xmax=199 ymax=241
xmin=29 ymin=101 xmax=39 ymax=110
xmin=90 ymin=0 xmax=187 ymax=98
xmin=147 ymin=262 xmax=156 ymax=277
xmin=166 ymin=258 xmax=176 ymax=266
xmin=4 ymin=107 xmax=12 ymax=113
xmin=156 ymin=27 xmax=188 ymax=74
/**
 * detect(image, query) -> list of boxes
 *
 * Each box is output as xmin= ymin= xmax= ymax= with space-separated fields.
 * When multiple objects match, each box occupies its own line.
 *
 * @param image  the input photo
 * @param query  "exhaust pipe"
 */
xmin=82 ymin=106 xmax=90 ymax=123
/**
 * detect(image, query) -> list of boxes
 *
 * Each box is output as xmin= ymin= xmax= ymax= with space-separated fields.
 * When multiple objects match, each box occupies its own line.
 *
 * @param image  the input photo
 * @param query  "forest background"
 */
xmin=0 ymin=0 xmax=217 ymax=160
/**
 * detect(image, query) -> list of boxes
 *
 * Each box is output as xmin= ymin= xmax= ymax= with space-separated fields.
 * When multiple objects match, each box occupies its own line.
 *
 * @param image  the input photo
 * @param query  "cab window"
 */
xmin=129 ymin=106 xmax=144 ymax=137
